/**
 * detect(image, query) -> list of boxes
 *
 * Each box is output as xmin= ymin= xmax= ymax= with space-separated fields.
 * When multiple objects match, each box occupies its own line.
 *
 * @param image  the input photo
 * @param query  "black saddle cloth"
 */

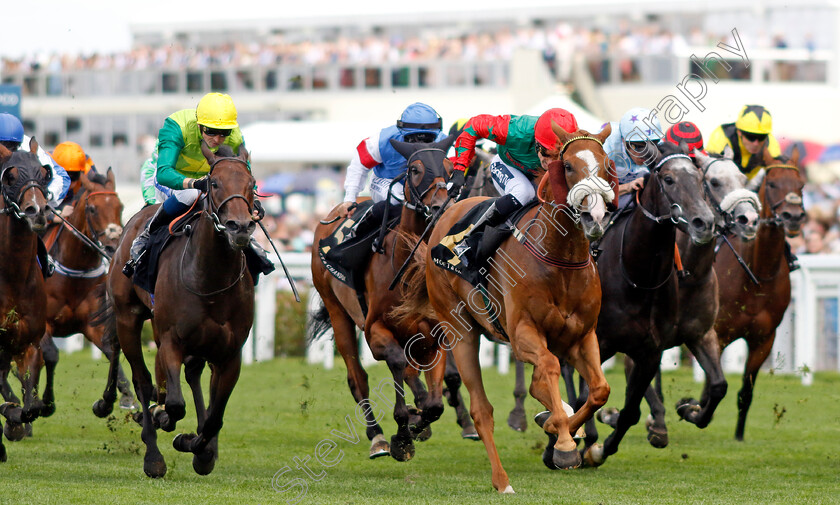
xmin=430 ymin=199 xmax=537 ymax=288
xmin=133 ymin=208 xmax=267 ymax=294
xmin=318 ymin=200 xmax=400 ymax=290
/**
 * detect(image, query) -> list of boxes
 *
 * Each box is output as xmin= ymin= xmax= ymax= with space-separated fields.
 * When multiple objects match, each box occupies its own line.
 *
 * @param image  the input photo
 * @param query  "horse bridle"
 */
xmin=0 ymin=165 xmax=50 ymax=220
xmin=78 ymin=190 xmax=120 ymax=249
xmin=636 ymin=153 xmax=692 ymax=226
xmin=760 ymin=164 xmax=804 ymax=227
xmin=402 ymin=147 xmax=449 ymax=220
xmin=204 ymin=156 xmax=255 ymax=233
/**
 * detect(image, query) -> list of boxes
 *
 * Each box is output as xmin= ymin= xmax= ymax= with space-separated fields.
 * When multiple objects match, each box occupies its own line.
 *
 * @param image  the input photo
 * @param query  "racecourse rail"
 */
xmin=57 ymin=252 xmax=840 ymax=384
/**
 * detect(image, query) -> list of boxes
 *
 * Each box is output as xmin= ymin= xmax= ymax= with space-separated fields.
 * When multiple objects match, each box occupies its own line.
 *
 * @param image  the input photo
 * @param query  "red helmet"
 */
xmin=665 ymin=121 xmax=705 ymax=157
xmin=535 ymin=108 xmax=579 ymax=150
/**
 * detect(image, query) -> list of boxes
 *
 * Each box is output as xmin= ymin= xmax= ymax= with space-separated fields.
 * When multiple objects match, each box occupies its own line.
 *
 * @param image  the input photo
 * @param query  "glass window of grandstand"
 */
xmin=264 ymin=70 xmax=278 ymax=91
xmin=312 ymin=67 xmax=329 ymax=90
xmin=187 ymin=72 xmax=204 ymax=93
xmin=340 ymin=68 xmax=356 ymax=89
xmin=235 ymin=70 xmax=255 ymax=91
xmin=391 ymin=67 xmax=411 ymax=88
xmin=364 ymin=68 xmax=381 ymax=89
xmin=162 ymin=73 xmax=179 ymax=93
xmin=210 ymin=71 xmax=228 ymax=92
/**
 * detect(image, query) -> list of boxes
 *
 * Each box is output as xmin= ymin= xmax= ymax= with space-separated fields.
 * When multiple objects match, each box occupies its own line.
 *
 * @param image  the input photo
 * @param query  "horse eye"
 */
xmin=767 ymin=182 xmax=776 ymax=189
xmin=710 ymin=178 xmax=720 ymax=188
xmin=211 ymin=179 xmax=219 ymax=188
xmin=564 ymin=162 xmax=573 ymax=172
xmin=87 ymin=205 xmax=97 ymax=214
xmin=663 ymin=175 xmax=674 ymax=185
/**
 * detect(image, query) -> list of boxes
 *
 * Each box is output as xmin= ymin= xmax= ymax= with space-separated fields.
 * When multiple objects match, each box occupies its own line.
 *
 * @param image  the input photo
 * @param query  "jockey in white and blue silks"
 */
xmin=0 ymin=113 xmax=71 ymax=209
xmin=337 ymin=103 xmax=446 ymax=219
xmin=603 ymin=107 xmax=665 ymax=209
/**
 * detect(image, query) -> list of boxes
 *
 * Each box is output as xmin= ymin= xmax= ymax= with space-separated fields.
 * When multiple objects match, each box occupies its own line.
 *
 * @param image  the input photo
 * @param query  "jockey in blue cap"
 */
xmin=602 ymin=107 xmax=665 ymax=209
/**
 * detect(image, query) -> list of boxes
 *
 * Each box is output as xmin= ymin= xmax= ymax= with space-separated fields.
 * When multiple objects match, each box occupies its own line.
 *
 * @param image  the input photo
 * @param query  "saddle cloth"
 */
xmin=318 ymin=200 xmax=400 ymax=291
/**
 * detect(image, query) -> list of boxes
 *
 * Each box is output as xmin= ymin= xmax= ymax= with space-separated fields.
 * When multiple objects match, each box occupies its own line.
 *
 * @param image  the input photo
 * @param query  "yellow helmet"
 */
xmin=196 ymin=93 xmax=238 ymax=129
xmin=734 ymin=105 xmax=772 ymax=135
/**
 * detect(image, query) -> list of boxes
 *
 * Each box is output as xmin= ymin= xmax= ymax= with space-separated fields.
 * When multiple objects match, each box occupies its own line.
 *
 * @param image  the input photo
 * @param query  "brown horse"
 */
xmin=310 ymin=135 xmax=455 ymax=461
xmin=97 ymin=143 xmax=257 ymax=477
xmin=399 ymin=123 xmax=615 ymax=492
xmin=0 ymin=140 xmax=51 ymax=459
xmin=33 ymin=169 xmax=129 ymax=419
xmin=714 ymin=147 xmax=805 ymax=440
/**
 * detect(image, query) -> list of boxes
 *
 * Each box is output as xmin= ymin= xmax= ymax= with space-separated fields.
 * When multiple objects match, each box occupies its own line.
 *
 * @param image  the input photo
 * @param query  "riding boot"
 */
xmin=122 ymin=206 xmax=171 ymax=278
xmin=249 ymin=237 xmax=276 ymax=276
xmin=784 ymin=240 xmax=800 ymax=272
xmin=456 ymin=194 xmax=522 ymax=266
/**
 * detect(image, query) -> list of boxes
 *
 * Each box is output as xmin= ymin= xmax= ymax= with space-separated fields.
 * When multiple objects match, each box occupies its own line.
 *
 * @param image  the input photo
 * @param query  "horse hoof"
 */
xmin=389 ymin=435 xmax=415 ymax=462
xmin=596 ymin=407 xmax=620 ymax=428
xmin=583 ymin=443 xmax=605 ymax=467
xmin=369 ymin=434 xmax=390 ymax=459
xmin=553 ymin=448 xmax=582 ymax=470
xmin=131 ymin=410 xmax=143 ymax=426
xmin=4 ymin=422 xmax=27 ymax=442
xmin=534 ymin=410 xmax=551 ymax=430
xmin=119 ymin=395 xmax=137 ymax=410
xmin=507 ymin=409 xmax=528 ymax=432
xmin=541 ymin=431 xmax=559 ymax=470
xmin=143 ymin=458 xmax=167 ymax=478
xmin=193 ymin=449 xmax=217 ymax=475
xmin=461 ymin=425 xmax=480 ymax=440
xmin=412 ymin=425 xmax=432 ymax=442
xmin=500 ymin=485 xmax=515 ymax=494
xmin=92 ymin=399 xmax=114 ymax=418
xmin=0 ymin=444 xmax=6 ymax=462
xmin=39 ymin=402 xmax=56 ymax=418
xmin=644 ymin=415 xmax=669 ymax=448
xmin=24 ymin=423 xmax=32 ymax=438
xmin=676 ymin=397 xmax=701 ymax=421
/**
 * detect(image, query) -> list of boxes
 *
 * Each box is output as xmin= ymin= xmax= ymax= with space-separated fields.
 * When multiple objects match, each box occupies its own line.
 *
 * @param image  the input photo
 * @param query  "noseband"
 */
xmin=204 ymin=157 xmax=254 ymax=233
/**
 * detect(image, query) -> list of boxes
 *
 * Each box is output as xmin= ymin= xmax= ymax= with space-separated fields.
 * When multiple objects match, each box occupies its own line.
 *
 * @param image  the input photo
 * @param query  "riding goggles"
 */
xmin=201 ymin=126 xmax=233 ymax=138
xmin=739 ymin=130 xmax=768 ymax=143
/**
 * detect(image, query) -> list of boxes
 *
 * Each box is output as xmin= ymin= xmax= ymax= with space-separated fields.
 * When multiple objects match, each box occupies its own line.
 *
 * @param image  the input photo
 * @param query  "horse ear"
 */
xmin=237 ymin=144 xmax=250 ymax=163
xmin=721 ymin=144 xmax=734 ymax=160
xmin=200 ymin=139 xmax=216 ymax=166
xmin=0 ymin=143 xmax=11 ymax=166
xmin=106 ymin=167 xmax=116 ymax=188
xmin=551 ymin=121 xmax=572 ymax=150
xmin=594 ymin=122 xmax=612 ymax=144
xmin=389 ymin=138 xmax=415 ymax=160
xmin=746 ymin=169 xmax=765 ymax=192
xmin=789 ymin=145 xmax=801 ymax=168
xmin=80 ymin=169 xmax=96 ymax=192
xmin=29 ymin=136 xmax=39 ymax=155
xmin=693 ymin=149 xmax=710 ymax=169
xmin=648 ymin=144 xmax=663 ymax=170
xmin=678 ymin=140 xmax=690 ymax=156
xmin=761 ymin=146 xmax=776 ymax=167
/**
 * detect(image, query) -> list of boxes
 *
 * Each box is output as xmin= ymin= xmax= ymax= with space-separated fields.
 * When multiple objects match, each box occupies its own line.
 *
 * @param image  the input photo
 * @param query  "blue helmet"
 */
xmin=0 ymin=113 xmax=24 ymax=143
xmin=397 ymin=103 xmax=442 ymax=136
xmin=619 ymin=107 xmax=663 ymax=143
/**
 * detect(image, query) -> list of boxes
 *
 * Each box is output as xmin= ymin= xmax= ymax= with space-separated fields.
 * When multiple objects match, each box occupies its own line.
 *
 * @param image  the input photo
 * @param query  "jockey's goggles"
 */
xmin=201 ymin=126 xmax=232 ymax=138
xmin=625 ymin=141 xmax=648 ymax=153
xmin=739 ymin=130 xmax=768 ymax=143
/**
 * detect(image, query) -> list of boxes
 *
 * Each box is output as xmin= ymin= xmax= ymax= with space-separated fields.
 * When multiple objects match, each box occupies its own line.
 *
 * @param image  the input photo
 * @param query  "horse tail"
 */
xmin=89 ymin=283 xmax=117 ymax=353
xmin=391 ymin=231 xmax=435 ymax=326
xmin=305 ymin=298 xmax=333 ymax=345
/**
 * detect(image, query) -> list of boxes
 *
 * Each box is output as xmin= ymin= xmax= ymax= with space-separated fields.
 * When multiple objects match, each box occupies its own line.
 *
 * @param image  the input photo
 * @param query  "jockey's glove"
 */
xmin=447 ymin=169 xmax=466 ymax=199
xmin=253 ymin=199 xmax=265 ymax=221
xmin=191 ymin=176 xmax=209 ymax=192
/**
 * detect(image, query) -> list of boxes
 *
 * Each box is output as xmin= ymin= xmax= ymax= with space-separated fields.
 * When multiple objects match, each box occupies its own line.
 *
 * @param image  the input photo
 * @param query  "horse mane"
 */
xmin=390 ymin=229 xmax=435 ymax=327
xmin=215 ymin=144 xmax=237 ymax=158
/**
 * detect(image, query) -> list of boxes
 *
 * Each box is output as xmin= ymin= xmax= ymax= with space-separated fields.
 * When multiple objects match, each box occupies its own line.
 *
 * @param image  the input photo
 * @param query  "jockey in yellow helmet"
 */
xmin=706 ymin=105 xmax=781 ymax=179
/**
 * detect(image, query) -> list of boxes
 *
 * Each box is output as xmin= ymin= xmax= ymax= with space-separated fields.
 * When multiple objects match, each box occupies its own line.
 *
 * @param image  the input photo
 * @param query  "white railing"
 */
xmin=56 ymin=252 xmax=840 ymax=384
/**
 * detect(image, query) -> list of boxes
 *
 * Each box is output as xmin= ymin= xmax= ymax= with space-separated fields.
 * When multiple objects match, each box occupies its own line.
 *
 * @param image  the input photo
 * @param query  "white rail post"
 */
xmin=497 ymin=344 xmax=510 ymax=375
xmin=254 ymin=274 xmax=277 ymax=362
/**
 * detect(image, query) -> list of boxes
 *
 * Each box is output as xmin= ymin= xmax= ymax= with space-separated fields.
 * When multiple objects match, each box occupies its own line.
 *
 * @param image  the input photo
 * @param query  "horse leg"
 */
xmin=120 ymin=313 xmax=165 ymax=478
xmin=88 ymin=321 xmax=136 ymax=410
xmin=514 ymin=323 xmax=580 ymax=471
xmin=450 ymin=325 xmax=513 ymax=493
xmin=600 ymin=352 xmax=661 ymax=462
xmin=367 ymin=321 xmax=414 ymax=462
xmin=735 ymin=335 xmax=774 ymax=441
xmin=0 ymin=350 xmax=20 ymax=405
xmin=403 ymin=367 xmax=432 ymax=442
xmin=413 ymin=352 xmax=446 ymax=445
xmin=506 ymin=359 xmax=528 ymax=432
xmin=5 ymin=346 xmax=45 ymax=425
xmin=0 ymin=348 xmax=39 ymax=441
xmin=442 ymin=350 xmax=477 ymax=439
xmin=154 ymin=338 xmax=185 ymax=432
xmin=92 ymin=335 xmax=123 ymax=418
xmin=173 ymin=355 xmax=241 ymax=475
xmin=642 ymin=374 xmax=669 ymax=448
xmin=677 ymin=329 xmax=727 ymax=429
xmin=37 ymin=333 xmax=58 ymax=417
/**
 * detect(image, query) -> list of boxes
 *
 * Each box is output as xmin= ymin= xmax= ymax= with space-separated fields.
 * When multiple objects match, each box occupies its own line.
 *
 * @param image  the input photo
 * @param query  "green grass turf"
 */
xmin=1 ymin=350 xmax=839 ymax=504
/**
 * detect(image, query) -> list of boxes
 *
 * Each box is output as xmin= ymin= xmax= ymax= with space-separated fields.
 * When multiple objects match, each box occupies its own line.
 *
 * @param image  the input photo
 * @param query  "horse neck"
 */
xmin=55 ymin=192 xmax=100 ymax=269
xmin=749 ymin=220 xmax=787 ymax=279
xmin=532 ymin=203 xmax=590 ymax=263
xmin=677 ymin=232 xmax=715 ymax=280
xmin=399 ymin=205 xmax=426 ymax=237
xmin=624 ymin=183 xmax=676 ymax=279
xmin=183 ymin=210 xmax=246 ymax=290
xmin=0 ymin=211 xmax=38 ymax=281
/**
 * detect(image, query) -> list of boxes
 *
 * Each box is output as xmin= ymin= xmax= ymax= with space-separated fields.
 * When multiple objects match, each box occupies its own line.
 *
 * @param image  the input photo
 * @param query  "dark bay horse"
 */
xmin=0 ymin=140 xmax=51 ymax=459
xmin=97 ymin=143 xmax=257 ymax=477
xmin=604 ymin=148 xmax=762 ymax=447
xmin=583 ymin=141 xmax=715 ymax=466
xmin=714 ymin=147 xmax=805 ymax=440
xmin=35 ymin=169 xmax=129 ymax=419
xmin=310 ymin=135 xmax=455 ymax=461
xmin=399 ymin=123 xmax=615 ymax=492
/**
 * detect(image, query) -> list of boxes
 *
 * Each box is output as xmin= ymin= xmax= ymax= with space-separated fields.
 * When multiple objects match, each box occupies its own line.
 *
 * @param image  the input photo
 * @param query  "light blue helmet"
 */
xmin=619 ymin=107 xmax=663 ymax=143
xmin=0 ymin=113 xmax=24 ymax=143
xmin=397 ymin=103 xmax=442 ymax=137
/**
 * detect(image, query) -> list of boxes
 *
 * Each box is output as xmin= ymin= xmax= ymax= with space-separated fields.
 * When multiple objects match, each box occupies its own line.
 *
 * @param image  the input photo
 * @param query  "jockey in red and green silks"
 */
xmin=447 ymin=109 xmax=580 ymax=236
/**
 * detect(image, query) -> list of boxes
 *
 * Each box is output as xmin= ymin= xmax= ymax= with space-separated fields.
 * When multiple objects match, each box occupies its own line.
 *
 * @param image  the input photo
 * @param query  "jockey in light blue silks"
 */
xmin=602 ymin=107 xmax=665 ymax=209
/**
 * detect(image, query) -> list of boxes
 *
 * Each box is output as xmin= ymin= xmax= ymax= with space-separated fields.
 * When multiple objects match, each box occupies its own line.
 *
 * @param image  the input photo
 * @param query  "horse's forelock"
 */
xmin=216 ymin=144 xmax=236 ymax=158
xmin=87 ymin=172 xmax=109 ymax=186
xmin=2 ymin=151 xmax=50 ymax=194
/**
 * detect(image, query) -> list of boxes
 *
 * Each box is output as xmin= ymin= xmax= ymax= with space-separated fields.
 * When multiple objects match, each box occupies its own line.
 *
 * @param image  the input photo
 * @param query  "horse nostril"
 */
xmin=691 ymin=217 xmax=709 ymax=231
xmin=431 ymin=206 xmax=441 ymax=215
xmin=23 ymin=205 xmax=39 ymax=217
xmin=225 ymin=220 xmax=241 ymax=233
xmin=736 ymin=215 xmax=749 ymax=225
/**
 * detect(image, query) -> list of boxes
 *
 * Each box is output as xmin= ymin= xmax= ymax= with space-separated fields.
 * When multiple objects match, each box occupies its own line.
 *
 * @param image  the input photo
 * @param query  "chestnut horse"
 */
xmin=583 ymin=141 xmax=715 ymax=466
xmin=399 ymin=124 xmax=615 ymax=493
xmin=310 ymin=135 xmax=455 ymax=461
xmin=34 ymin=169 xmax=129 ymax=419
xmin=714 ymin=147 xmax=805 ymax=440
xmin=97 ymin=143 xmax=257 ymax=477
xmin=0 ymin=140 xmax=51 ymax=459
